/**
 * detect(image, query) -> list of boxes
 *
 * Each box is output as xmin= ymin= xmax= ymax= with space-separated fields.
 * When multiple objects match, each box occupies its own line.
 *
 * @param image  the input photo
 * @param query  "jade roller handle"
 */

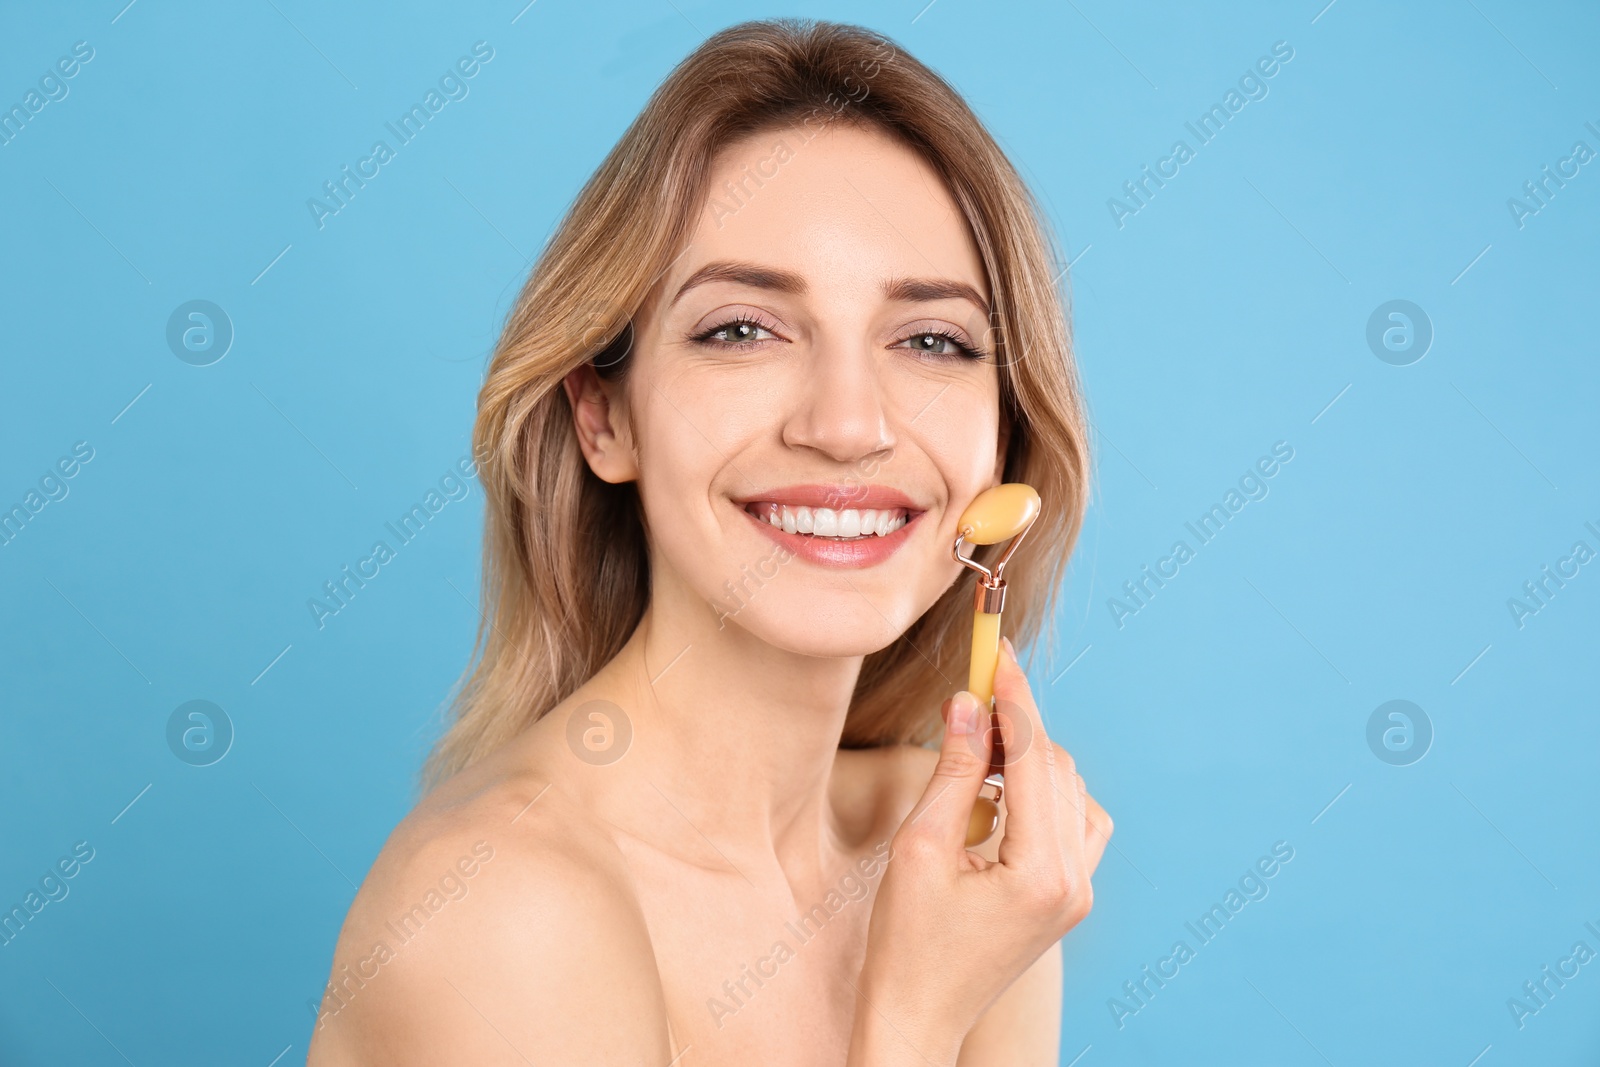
xmin=953 ymin=483 xmax=1041 ymax=847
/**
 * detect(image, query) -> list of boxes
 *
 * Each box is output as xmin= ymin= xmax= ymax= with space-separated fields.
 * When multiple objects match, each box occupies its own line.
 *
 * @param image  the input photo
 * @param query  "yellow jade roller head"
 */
xmin=952 ymin=483 xmax=1041 ymax=704
xmin=951 ymin=482 xmax=1042 ymax=848
xmin=957 ymin=483 xmax=1042 ymax=548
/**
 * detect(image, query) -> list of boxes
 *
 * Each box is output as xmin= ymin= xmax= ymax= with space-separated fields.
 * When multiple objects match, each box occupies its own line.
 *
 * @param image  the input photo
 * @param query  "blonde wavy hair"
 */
xmin=423 ymin=17 xmax=1091 ymax=788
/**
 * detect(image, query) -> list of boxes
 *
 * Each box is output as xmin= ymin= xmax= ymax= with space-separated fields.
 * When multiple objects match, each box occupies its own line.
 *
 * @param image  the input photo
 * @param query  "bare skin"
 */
xmin=308 ymin=121 xmax=1109 ymax=1067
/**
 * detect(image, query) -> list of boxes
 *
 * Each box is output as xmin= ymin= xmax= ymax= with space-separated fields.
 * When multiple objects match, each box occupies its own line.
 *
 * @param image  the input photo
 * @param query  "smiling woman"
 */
xmin=308 ymin=18 xmax=1109 ymax=1067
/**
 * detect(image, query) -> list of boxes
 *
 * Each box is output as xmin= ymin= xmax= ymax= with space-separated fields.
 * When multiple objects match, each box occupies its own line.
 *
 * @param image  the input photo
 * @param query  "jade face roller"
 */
xmin=951 ymin=483 xmax=1042 ymax=848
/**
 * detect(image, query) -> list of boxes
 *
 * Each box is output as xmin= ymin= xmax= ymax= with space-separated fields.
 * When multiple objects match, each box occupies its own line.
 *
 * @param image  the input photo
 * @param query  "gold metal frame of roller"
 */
xmin=950 ymin=483 xmax=1042 ymax=848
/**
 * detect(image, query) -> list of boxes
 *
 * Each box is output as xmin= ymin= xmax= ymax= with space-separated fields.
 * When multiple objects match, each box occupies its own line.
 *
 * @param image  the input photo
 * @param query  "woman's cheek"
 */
xmin=629 ymin=380 xmax=759 ymax=567
xmin=657 ymin=360 xmax=790 ymax=449
xmin=901 ymin=381 xmax=1003 ymax=493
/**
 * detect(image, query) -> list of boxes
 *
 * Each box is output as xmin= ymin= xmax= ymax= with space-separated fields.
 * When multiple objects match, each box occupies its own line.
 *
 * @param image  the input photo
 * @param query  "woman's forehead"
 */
xmin=664 ymin=122 xmax=989 ymax=310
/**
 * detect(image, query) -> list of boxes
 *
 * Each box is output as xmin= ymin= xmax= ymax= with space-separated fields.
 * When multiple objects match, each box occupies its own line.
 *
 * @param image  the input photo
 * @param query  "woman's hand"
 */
xmin=847 ymin=638 xmax=1111 ymax=1067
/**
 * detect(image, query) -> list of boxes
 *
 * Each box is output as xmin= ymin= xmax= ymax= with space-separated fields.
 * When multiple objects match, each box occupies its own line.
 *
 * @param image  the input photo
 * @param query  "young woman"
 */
xmin=308 ymin=18 xmax=1109 ymax=1066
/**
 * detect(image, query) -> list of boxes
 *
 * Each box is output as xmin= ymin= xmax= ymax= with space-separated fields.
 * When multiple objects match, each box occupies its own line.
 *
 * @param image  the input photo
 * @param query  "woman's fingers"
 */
xmin=991 ymin=640 xmax=1079 ymax=877
xmin=1084 ymin=791 xmax=1113 ymax=874
xmin=900 ymin=691 xmax=995 ymax=855
xmin=1046 ymin=738 xmax=1112 ymax=872
xmin=1034 ymin=733 xmax=1113 ymax=875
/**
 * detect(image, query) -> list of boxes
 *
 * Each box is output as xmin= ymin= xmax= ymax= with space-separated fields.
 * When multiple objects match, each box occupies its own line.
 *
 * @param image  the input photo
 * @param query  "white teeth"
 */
xmin=753 ymin=503 xmax=911 ymax=539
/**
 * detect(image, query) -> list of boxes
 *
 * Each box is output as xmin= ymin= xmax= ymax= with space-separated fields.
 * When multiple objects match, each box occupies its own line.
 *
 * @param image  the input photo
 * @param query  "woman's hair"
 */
xmin=423 ymin=17 xmax=1091 ymax=787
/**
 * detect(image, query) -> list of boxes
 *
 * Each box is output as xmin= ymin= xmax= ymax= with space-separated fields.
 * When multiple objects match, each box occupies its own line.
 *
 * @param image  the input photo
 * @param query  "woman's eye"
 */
xmin=698 ymin=320 xmax=774 ymax=345
xmin=898 ymin=331 xmax=981 ymax=360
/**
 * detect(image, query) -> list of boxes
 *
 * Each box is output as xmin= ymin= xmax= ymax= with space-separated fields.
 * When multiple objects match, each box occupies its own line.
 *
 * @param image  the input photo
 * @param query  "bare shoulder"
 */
xmin=873 ymin=740 xmax=942 ymax=806
xmin=832 ymin=742 xmax=938 ymax=824
xmin=306 ymin=758 xmax=673 ymax=1066
xmin=834 ymin=743 xmax=952 ymax=836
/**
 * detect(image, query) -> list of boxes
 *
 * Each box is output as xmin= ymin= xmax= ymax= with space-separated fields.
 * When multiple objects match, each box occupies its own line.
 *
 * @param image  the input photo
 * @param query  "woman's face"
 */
xmin=578 ymin=121 xmax=1007 ymax=657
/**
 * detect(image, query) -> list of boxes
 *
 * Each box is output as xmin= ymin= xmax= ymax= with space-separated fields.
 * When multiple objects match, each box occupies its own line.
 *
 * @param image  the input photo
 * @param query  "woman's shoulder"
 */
xmin=306 ymin=751 xmax=673 ymax=1065
xmin=846 ymin=738 xmax=943 ymax=782
xmin=832 ymin=740 xmax=942 ymax=834
xmin=837 ymin=739 xmax=1007 ymax=863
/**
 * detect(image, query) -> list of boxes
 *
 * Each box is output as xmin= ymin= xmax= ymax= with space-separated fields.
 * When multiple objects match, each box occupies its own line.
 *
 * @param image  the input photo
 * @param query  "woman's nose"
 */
xmin=781 ymin=338 xmax=895 ymax=464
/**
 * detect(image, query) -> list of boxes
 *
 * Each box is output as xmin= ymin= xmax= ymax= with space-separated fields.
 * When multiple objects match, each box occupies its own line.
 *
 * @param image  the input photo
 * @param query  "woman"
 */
xmin=308 ymin=18 xmax=1110 ymax=1066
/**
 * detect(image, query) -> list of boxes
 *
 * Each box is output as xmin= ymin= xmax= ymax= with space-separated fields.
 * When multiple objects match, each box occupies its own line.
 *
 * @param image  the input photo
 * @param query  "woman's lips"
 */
xmin=738 ymin=502 xmax=923 ymax=568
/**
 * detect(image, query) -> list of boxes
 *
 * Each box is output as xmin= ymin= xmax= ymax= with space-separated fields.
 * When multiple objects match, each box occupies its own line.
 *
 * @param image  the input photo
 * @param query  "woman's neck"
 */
xmin=580 ymin=585 xmax=867 ymax=873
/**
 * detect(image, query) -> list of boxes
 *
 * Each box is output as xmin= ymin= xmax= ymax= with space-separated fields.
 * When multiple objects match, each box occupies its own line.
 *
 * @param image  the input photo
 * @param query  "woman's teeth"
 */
xmin=747 ymin=503 xmax=909 ymax=539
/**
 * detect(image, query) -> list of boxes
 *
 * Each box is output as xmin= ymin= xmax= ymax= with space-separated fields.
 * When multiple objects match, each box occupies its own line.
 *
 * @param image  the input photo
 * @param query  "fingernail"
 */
xmin=1001 ymin=636 xmax=1016 ymax=659
xmin=950 ymin=691 xmax=979 ymax=735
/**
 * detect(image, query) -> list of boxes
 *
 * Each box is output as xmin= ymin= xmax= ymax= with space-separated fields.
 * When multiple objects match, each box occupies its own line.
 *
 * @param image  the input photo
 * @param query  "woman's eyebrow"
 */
xmin=672 ymin=261 xmax=807 ymax=305
xmin=671 ymin=259 xmax=990 ymax=317
xmin=882 ymin=276 xmax=990 ymax=318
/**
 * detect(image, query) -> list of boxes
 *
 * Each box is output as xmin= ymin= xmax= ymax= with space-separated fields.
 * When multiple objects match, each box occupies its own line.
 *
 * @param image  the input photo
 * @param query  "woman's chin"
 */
xmin=714 ymin=598 xmax=920 ymax=660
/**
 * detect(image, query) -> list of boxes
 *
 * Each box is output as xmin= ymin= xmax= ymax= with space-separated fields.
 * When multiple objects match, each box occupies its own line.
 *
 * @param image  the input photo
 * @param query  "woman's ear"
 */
xmin=563 ymin=364 xmax=639 ymax=484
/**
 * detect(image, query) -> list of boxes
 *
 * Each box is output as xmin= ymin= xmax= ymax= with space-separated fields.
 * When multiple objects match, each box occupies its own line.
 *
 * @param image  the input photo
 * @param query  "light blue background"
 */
xmin=2 ymin=1 xmax=1596 ymax=1064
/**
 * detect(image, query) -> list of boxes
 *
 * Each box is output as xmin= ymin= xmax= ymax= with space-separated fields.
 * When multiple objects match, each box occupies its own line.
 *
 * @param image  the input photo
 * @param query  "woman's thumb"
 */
xmin=906 ymin=691 xmax=994 ymax=851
